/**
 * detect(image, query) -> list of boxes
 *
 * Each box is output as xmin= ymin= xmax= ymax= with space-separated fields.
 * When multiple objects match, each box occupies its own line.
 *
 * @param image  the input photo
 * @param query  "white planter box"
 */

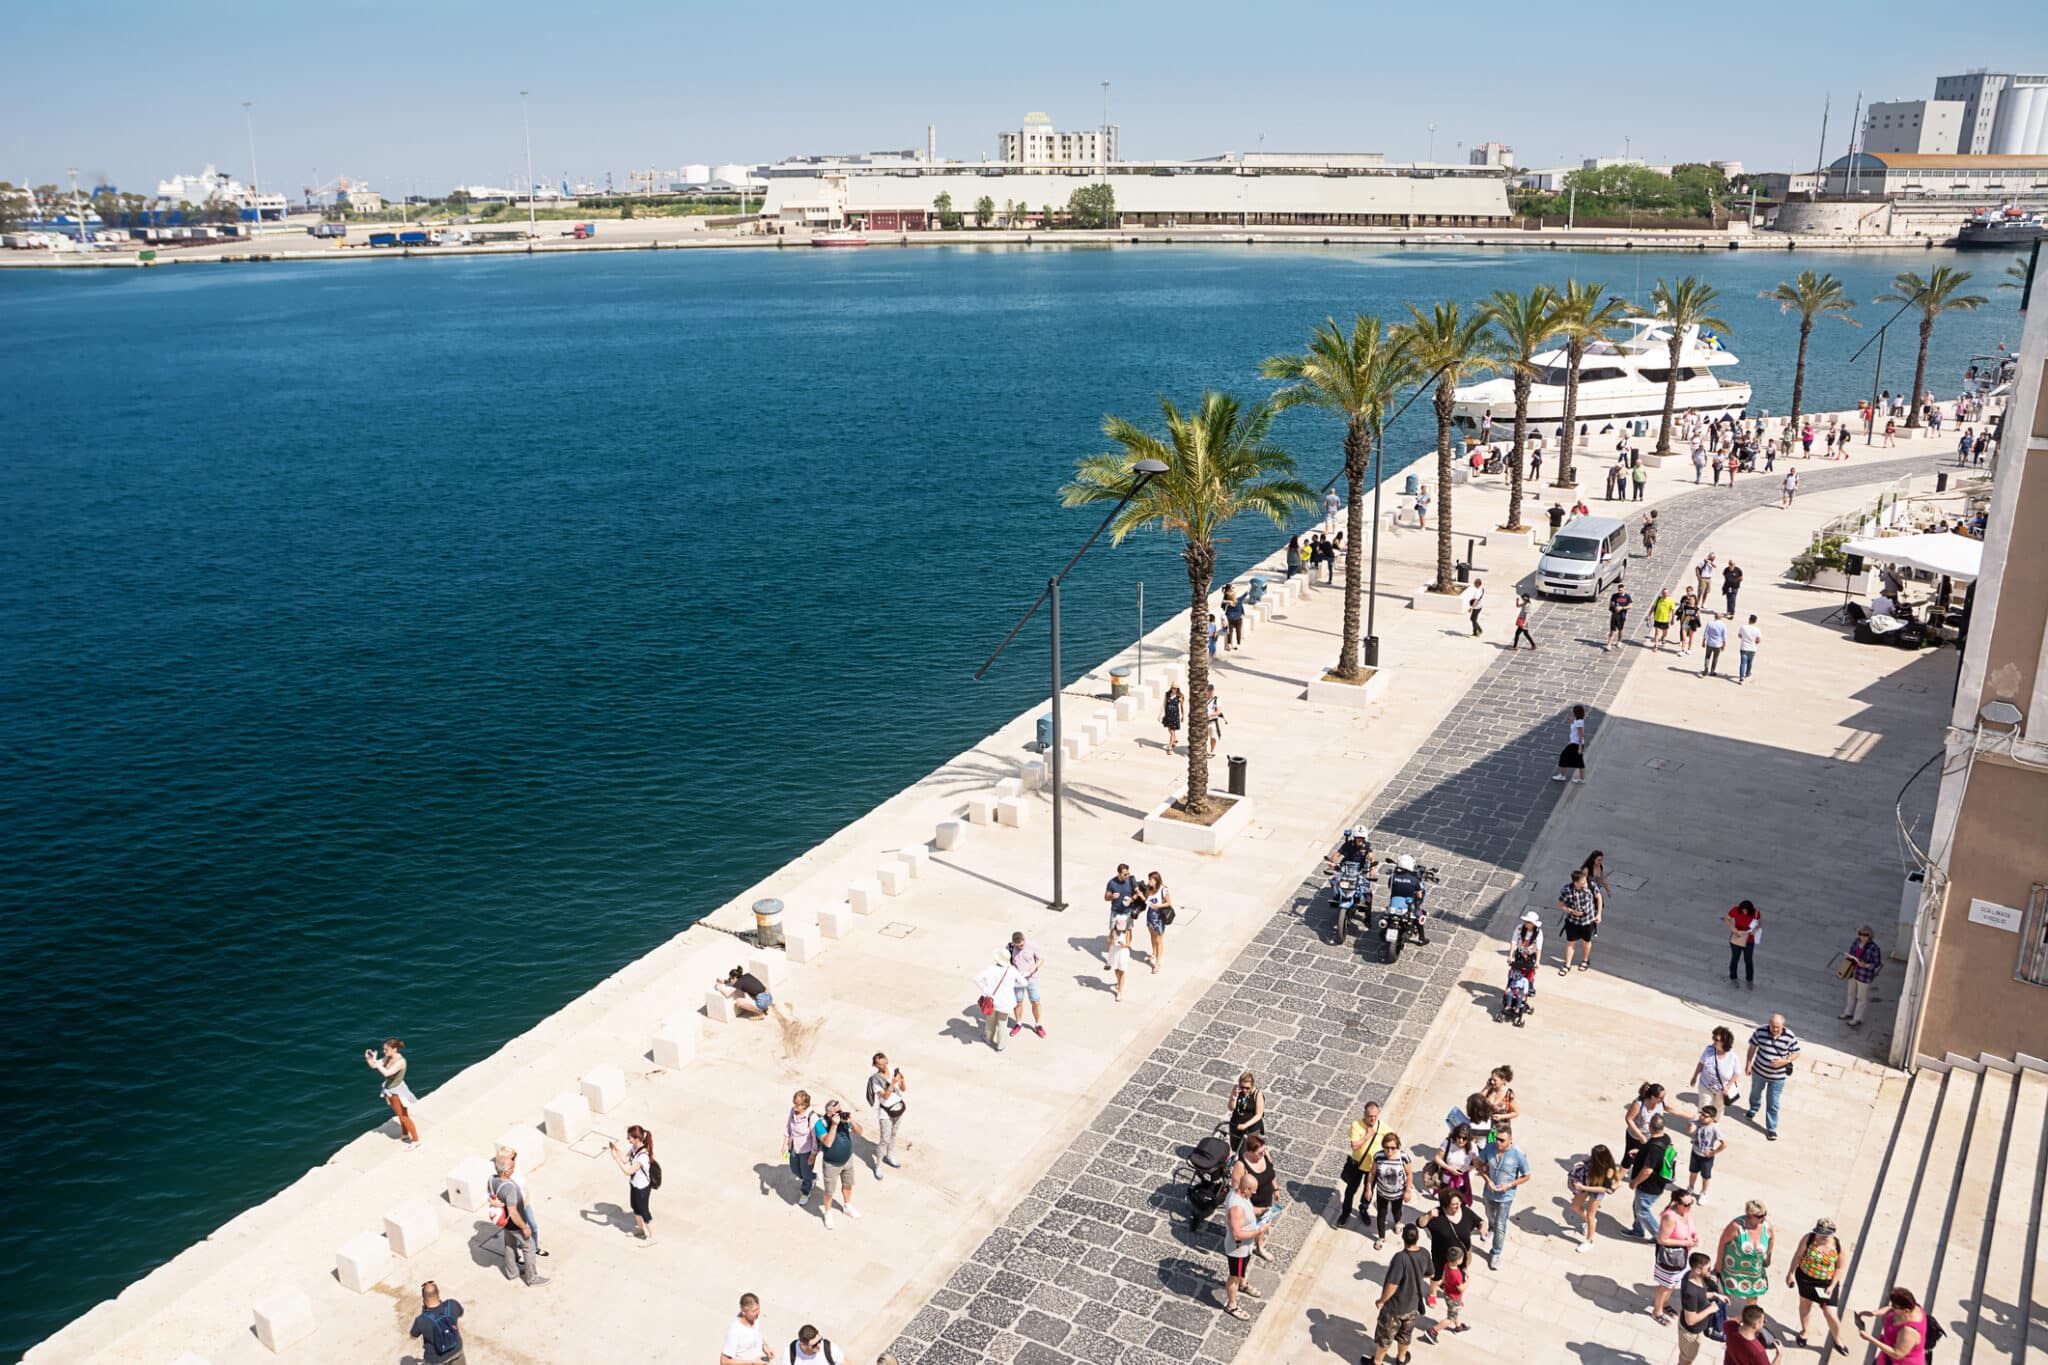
xmin=897 ymin=845 xmax=931 ymax=877
xmin=817 ymin=902 xmax=853 ymax=938
xmin=1018 ymin=757 xmax=1047 ymax=791
xmin=876 ymin=862 xmax=909 ymax=896
xmin=494 ymin=1126 xmax=546 ymax=1173
xmin=996 ymin=796 xmax=1030 ymax=828
xmin=1142 ymin=790 xmax=1256 ymax=853
xmin=1410 ymin=587 xmax=1468 ymax=614
xmin=1305 ymin=668 xmax=1387 ymax=707
xmin=964 ymin=795 xmax=997 ymax=826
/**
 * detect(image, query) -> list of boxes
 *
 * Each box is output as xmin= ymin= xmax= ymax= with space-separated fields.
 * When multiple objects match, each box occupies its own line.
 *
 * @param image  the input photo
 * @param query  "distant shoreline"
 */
xmin=0 ymin=223 xmax=1966 ymax=271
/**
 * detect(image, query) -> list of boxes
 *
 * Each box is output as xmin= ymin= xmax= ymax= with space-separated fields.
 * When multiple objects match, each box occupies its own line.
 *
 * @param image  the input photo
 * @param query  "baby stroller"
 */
xmin=1501 ymin=945 xmax=1538 ymax=1025
xmin=1181 ymin=1123 xmax=1235 ymax=1230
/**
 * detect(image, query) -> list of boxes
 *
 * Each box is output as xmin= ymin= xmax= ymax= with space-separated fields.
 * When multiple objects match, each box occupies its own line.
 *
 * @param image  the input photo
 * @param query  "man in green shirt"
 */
xmin=1651 ymin=591 xmax=1677 ymax=651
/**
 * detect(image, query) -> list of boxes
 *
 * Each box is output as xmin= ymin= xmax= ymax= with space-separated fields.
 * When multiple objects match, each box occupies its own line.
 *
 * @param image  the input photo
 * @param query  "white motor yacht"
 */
xmin=1452 ymin=317 xmax=1752 ymax=436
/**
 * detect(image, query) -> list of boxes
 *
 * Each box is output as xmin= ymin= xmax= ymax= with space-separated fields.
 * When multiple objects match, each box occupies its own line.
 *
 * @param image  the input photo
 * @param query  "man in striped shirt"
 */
xmin=1743 ymin=1015 xmax=1801 ymax=1142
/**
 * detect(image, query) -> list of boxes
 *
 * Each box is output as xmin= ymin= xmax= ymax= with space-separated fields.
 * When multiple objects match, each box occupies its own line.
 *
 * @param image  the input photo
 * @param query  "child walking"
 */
xmin=1687 ymin=1104 xmax=1727 ymax=1204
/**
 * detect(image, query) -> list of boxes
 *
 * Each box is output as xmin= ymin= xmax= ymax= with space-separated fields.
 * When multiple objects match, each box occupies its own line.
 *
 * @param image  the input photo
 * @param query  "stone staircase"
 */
xmin=1834 ymin=1059 xmax=2048 ymax=1363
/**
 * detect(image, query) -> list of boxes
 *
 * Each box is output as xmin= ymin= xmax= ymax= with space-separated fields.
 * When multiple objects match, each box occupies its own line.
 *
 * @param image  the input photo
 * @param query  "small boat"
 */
xmin=810 ymin=228 xmax=869 ymax=248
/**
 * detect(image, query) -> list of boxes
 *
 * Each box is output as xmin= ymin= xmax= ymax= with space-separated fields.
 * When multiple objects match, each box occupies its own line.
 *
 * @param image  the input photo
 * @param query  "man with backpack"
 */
xmin=409 ymin=1281 xmax=466 ymax=1363
xmin=1628 ymin=1115 xmax=1678 ymax=1240
xmin=790 ymin=1324 xmax=842 ymax=1363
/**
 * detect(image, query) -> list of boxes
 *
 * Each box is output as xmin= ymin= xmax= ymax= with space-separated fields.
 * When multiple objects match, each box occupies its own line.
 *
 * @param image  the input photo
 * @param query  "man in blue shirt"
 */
xmin=1104 ymin=865 xmax=1140 ymax=966
xmin=1479 ymin=1122 xmax=1531 ymax=1270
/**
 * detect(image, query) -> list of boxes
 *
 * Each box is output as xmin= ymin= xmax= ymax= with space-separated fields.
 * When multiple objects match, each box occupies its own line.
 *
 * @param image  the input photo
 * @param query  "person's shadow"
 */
xmin=581 ymin=1201 xmax=637 ymax=1235
xmin=1306 ymin=1306 xmax=1371 ymax=1359
xmin=752 ymin=1162 xmax=806 ymax=1206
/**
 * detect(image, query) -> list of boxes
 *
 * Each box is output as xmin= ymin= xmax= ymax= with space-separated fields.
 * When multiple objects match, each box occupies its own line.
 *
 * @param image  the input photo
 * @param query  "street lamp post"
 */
xmin=520 ymin=90 xmax=537 ymax=238
xmin=975 ymin=459 xmax=1168 ymax=912
xmin=1849 ymin=294 xmax=1917 ymax=445
xmin=243 ymin=100 xmax=258 ymax=194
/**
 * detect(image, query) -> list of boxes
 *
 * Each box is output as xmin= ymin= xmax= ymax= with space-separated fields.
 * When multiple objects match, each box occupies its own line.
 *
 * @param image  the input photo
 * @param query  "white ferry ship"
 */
xmin=1451 ymin=317 xmax=1752 ymax=435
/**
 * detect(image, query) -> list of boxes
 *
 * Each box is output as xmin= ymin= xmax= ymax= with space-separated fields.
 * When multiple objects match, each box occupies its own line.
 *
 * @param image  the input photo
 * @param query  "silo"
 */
xmin=712 ymin=164 xmax=750 ymax=189
xmin=680 ymin=164 xmax=711 ymax=188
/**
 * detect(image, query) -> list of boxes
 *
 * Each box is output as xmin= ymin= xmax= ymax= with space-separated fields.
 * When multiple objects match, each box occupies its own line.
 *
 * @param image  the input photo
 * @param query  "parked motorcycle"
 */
xmin=1330 ymin=861 xmax=1370 ymax=945
xmin=1371 ymin=855 xmax=1439 ymax=964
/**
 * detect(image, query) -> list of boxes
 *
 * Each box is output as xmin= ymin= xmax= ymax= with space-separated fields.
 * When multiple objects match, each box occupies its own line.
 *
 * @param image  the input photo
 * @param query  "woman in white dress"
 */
xmin=1107 ymin=912 xmax=1132 ymax=1002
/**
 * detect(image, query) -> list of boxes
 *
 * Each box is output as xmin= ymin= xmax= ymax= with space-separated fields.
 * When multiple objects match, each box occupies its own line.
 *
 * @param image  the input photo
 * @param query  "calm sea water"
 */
xmin=0 ymin=243 xmax=2018 ymax=1351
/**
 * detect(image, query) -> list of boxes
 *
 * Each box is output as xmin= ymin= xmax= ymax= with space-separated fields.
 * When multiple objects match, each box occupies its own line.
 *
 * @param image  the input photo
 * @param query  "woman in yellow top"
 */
xmin=1335 ymin=1100 xmax=1382 ymax=1226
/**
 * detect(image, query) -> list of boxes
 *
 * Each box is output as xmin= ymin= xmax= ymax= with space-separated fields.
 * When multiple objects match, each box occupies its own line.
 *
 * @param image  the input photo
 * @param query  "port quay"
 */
xmin=25 ymin=388 xmax=2048 ymax=1364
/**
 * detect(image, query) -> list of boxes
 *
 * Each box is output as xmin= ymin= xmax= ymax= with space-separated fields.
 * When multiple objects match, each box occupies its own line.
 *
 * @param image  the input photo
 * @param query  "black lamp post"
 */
xmin=975 ymin=458 xmax=1169 ymax=912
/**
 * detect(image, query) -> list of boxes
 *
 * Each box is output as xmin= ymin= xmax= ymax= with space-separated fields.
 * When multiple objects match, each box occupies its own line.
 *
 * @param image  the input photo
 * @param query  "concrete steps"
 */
xmin=1839 ymin=1061 xmax=2048 ymax=1365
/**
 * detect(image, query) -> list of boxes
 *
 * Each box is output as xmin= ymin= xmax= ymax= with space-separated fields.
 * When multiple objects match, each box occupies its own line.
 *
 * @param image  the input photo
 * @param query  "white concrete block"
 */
xmin=996 ymin=796 xmax=1029 ymax=828
xmin=1083 ymin=717 xmax=1109 ymax=746
xmin=335 ymin=1232 xmax=393 ymax=1293
xmin=702 ymin=987 xmax=738 ymax=1023
xmin=1062 ymin=733 xmax=1091 ymax=761
xmin=1114 ymin=694 xmax=1140 ymax=722
xmin=747 ymin=949 xmax=789 ymax=988
xmin=786 ymin=925 xmax=825 ymax=963
xmin=580 ymin=1063 xmax=627 ymax=1115
xmin=1019 ymin=757 xmax=1048 ymax=791
xmin=965 ymin=795 xmax=997 ymax=826
xmin=655 ymin=1016 xmax=702 ymax=1064
xmin=445 ymin=1155 xmax=495 ymax=1212
xmin=848 ymin=877 xmax=884 ymax=913
xmin=495 ymin=1125 xmax=547 ymax=1173
xmin=898 ymin=845 xmax=930 ymax=878
xmin=382 ymin=1199 xmax=443 ymax=1258
xmin=542 ymin=1091 xmax=593 ymax=1144
xmin=934 ymin=819 xmax=968 ymax=851
xmin=817 ymin=902 xmax=854 ymax=938
xmin=252 ymin=1288 xmax=315 ymax=1354
xmin=877 ymin=862 xmax=910 ymax=895
xmin=994 ymin=776 xmax=1022 ymax=800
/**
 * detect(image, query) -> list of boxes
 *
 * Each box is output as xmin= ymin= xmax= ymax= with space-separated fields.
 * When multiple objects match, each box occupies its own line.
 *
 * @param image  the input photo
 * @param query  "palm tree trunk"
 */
xmin=1555 ymin=340 xmax=1582 ymax=488
xmin=1181 ymin=542 xmax=1216 ymax=817
xmin=1907 ymin=319 xmax=1932 ymax=429
xmin=1656 ymin=331 xmax=1682 ymax=455
xmin=1433 ymin=384 xmax=1456 ymax=593
xmin=1504 ymin=374 xmax=1530 ymax=531
xmin=1789 ymin=318 xmax=1811 ymax=431
xmin=1335 ymin=422 xmax=1369 ymax=680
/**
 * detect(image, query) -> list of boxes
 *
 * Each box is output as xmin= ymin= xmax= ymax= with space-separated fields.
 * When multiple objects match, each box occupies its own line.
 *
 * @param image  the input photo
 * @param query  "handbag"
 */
xmin=1160 ymin=904 xmax=1176 ymax=927
xmin=976 ymin=995 xmax=996 ymax=1017
xmin=1656 ymin=1242 xmax=1691 ymax=1274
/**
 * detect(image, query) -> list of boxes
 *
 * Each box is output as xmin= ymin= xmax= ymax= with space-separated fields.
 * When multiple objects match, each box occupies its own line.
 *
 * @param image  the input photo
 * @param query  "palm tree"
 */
xmin=1763 ymin=271 xmax=1857 ymax=431
xmin=1061 ymin=394 xmax=1312 ymax=817
xmin=1876 ymin=267 xmax=1990 ymax=428
xmin=2000 ymin=255 xmax=2031 ymax=293
xmin=1547 ymin=279 xmax=1631 ymax=488
xmin=1392 ymin=303 xmax=1497 ymax=593
xmin=1479 ymin=284 xmax=1560 ymax=532
xmin=1261 ymin=315 xmax=1418 ymax=681
xmin=1645 ymin=277 xmax=1733 ymax=456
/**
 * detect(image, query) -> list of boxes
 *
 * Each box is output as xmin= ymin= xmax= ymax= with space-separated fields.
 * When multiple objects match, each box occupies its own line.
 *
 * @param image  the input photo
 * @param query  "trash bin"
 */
xmin=1455 ymin=560 xmax=1471 ymax=584
xmin=1247 ymin=575 xmax=1267 ymax=604
xmin=1403 ymin=473 xmax=1420 ymax=495
xmin=753 ymin=898 xmax=785 ymax=949
xmin=1036 ymin=714 xmax=1055 ymax=749
xmin=1109 ymin=667 xmax=1131 ymax=700
xmin=1227 ymin=754 xmax=1248 ymax=797
xmin=1936 ymin=471 xmax=1949 ymax=493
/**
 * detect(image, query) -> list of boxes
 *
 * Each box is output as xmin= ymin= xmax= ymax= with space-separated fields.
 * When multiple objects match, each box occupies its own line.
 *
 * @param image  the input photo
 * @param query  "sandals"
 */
xmin=1224 ymin=1305 xmax=1252 ymax=1320
xmin=1241 ymin=1284 xmax=1263 ymax=1298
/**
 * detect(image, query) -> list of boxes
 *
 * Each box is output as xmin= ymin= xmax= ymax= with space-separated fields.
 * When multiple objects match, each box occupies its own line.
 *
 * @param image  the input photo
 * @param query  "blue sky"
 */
xmin=5 ymin=0 xmax=2044 ymax=195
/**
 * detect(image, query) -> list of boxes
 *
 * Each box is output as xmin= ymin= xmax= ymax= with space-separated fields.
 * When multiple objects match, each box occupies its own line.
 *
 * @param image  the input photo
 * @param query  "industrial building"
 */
xmin=1822 ymin=151 xmax=2048 ymax=199
xmin=1924 ymin=71 xmax=2048 ymax=155
xmin=1862 ymin=99 xmax=1966 ymax=156
xmin=997 ymin=113 xmax=1118 ymax=167
xmin=757 ymin=155 xmax=1511 ymax=231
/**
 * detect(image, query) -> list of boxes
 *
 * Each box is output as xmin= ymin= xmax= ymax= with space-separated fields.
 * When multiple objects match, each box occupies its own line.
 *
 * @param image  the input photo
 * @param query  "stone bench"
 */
xmin=1082 ymin=717 xmax=1109 ymax=747
xmin=994 ymin=776 xmax=1022 ymax=800
xmin=898 ymin=845 xmax=931 ymax=877
xmin=964 ymin=795 xmax=997 ymax=826
xmin=542 ymin=1091 xmax=593 ymax=1144
xmin=996 ymin=796 xmax=1029 ymax=828
xmin=1113 ymin=694 xmax=1140 ymax=722
xmin=817 ymin=902 xmax=854 ymax=938
xmin=383 ymin=1198 xmax=443 ymax=1258
xmin=747 ymin=949 xmax=789 ymax=988
xmin=1018 ymin=758 xmax=1047 ymax=791
xmin=848 ymin=878 xmax=884 ymax=913
xmin=785 ymin=922 xmax=825 ymax=964
xmin=656 ymin=1012 xmax=702 ymax=1063
xmin=581 ymin=1064 xmax=626 ymax=1115
xmin=876 ymin=862 xmax=909 ymax=895
xmin=702 ymin=989 xmax=738 ymax=1024
xmin=252 ymin=1288 xmax=315 ymax=1353
xmin=1061 ymin=733 xmax=1090 ymax=761
xmin=335 ymin=1231 xmax=392 ymax=1293
xmin=495 ymin=1125 xmax=547 ymax=1173
xmin=445 ymin=1155 xmax=494 ymax=1211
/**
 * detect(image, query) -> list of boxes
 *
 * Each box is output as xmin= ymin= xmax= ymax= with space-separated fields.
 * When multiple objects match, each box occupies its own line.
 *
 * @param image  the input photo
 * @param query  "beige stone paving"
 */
xmin=1251 ymin=470 xmax=1965 ymax=1365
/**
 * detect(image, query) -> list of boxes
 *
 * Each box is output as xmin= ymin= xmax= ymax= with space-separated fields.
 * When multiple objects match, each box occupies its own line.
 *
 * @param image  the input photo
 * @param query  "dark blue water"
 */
xmin=0 ymin=244 xmax=2017 ymax=1352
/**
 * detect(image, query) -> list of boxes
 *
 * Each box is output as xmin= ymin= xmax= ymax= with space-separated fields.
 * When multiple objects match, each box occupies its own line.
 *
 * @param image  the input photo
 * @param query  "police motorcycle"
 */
xmin=1372 ymin=854 xmax=1439 ymax=964
xmin=1326 ymin=828 xmax=1376 ymax=945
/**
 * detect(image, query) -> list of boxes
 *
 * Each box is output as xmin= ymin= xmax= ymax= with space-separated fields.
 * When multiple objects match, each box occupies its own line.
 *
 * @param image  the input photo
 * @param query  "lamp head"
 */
xmin=1133 ymin=459 xmax=1169 ymax=476
xmin=1980 ymin=699 xmax=2023 ymax=729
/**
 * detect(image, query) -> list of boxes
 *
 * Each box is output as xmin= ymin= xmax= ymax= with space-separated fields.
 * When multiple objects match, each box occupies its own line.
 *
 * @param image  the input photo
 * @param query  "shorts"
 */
xmin=1374 ymin=1307 xmax=1418 ymax=1349
xmin=1794 ymin=1271 xmax=1837 ymax=1305
xmin=1226 ymin=1253 xmax=1250 ymax=1279
xmin=753 ymin=992 xmax=773 ymax=1011
xmin=1609 ymin=611 xmax=1629 ymax=632
xmin=1013 ymin=978 xmax=1042 ymax=1004
xmin=630 ymin=1183 xmax=653 ymax=1222
xmin=1564 ymin=918 xmax=1597 ymax=943
xmin=1689 ymin=1153 xmax=1716 ymax=1179
xmin=824 ymin=1157 xmax=855 ymax=1191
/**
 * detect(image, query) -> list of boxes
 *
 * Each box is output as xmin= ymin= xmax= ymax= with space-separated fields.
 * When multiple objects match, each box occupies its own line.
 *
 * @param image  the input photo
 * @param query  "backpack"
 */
xmin=648 ymin=1158 xmax=663 ymax=1190
xmin=424 ymin=1305 xmax=461 ymax=1356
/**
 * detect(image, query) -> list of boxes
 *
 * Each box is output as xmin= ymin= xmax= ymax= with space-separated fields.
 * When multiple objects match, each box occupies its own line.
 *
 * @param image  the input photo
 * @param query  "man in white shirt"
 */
xmin=1780 ymin=469 xmax=1799 ymax=509
xmin=1737 ymin=616 xmax=1762 ymax=685
xmin=721 ymin=1293 xmax=775 ymax=1365
xmin=1463 ymin=579 xmax=1485 ymax=638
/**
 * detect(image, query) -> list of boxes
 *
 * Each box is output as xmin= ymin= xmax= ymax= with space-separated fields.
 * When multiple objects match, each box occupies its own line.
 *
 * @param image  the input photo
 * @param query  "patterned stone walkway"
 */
xmin=886 ymin=449 xmax=1942 ymax=1365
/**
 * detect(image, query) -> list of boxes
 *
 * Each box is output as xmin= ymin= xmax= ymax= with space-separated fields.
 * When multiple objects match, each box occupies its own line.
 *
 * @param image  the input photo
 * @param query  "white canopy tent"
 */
xmin=1842 ymin=531 xmax=1983 ymax=583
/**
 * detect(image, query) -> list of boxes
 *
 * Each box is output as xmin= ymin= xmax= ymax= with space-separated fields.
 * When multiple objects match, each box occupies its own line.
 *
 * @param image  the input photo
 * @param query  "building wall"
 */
xmin=997 ymin=126 xmax=1118 ymax=166
xmin=1863 ymin=100 xmax=1964 ymax=155
xmin=1936 ymin=73 xmax=2008 ymax=155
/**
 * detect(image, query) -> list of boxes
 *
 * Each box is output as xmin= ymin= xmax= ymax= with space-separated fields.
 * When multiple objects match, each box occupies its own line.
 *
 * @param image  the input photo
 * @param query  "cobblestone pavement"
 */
xmin=888 ymin=449 xmax=1942 ymax=1365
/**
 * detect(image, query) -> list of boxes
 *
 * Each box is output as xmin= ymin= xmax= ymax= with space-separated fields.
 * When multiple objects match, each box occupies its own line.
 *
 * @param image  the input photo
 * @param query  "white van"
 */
xmin=1536 ymin=515 xmax=1630 ymax=599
